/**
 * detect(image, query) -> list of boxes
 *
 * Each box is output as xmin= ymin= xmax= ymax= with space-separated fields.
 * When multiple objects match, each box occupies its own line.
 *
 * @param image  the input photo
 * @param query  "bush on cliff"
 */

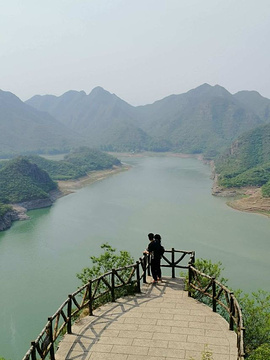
xmin=186 ymin=259 xmax=270 ymax=358
xmin=0 ymin=203 xmax=12 ymax=216
xmin=77 ymin=243 xmax=135 ymax=306
xmin=235 ymin=289 xmax=270 ymax=356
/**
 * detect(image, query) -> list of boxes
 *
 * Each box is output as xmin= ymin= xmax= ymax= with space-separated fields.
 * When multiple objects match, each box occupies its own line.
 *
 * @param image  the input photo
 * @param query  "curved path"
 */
xmin=56 ymin=277 xmax=237 ymax=360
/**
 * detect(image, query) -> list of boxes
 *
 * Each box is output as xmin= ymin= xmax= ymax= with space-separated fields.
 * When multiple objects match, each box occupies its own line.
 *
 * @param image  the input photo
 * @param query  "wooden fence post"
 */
xmin=111 ymin=269 xmax=115 ymax=302
xmin=229 ymin=292 xmax=235 ymax=331
xmin=191 ymin=251 xmax=195 ymax=264
xmin=136 ymin=261 xmax=141 ymax=293
xmin=212 ymin=277 xmax=216 ymax=312
xmin=143 ymin=255 xmax=147 ymax=283
xmin=67 ymin=295 xmax=72 ymax=334
xmin=172 ymin=248 xmax=175 ymax=278
xmin=47 ymin=317 xmax=55 ymax=360
xmin=30 ymin=342 xmax=37 ymax=360
xmin=188 ymin=265 xmax=192 ymax=297
xmin=147 ymin=253 xmax=151 ymax=276
xmin=88 ymin=280 xmax=93 ymax=316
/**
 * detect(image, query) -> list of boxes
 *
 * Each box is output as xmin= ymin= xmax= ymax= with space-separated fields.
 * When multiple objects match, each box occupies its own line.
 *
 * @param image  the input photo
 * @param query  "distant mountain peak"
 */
xmin=0 ymin=89 xmax=22 ymax=103
xmin=187 ymin=83 xmax=231 ymax=98
xmin=91 ymin=86 xmax=105 ymax=92
xmin=89 ymin=86 xmax=111 ymax=97
xmin=235 ymin=89 xmax=264 ymax=98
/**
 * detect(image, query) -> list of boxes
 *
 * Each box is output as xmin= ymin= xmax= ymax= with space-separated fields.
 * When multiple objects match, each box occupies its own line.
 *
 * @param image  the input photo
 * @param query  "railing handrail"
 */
xmin=21 ymin=249 xmax=244 ymax=360
xmin=188 ymin=265 xmax=245 ymax=360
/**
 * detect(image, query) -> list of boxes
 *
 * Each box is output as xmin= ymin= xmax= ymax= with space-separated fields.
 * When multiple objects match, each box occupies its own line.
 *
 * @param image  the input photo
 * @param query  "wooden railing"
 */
xmin=188 ymin=265 xmax=245 ymax=360
xmin=22 ymin=249 xmax=194 ymax=360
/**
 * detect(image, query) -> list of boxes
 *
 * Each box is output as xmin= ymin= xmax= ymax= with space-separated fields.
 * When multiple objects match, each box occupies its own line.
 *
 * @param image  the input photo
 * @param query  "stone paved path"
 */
xmin=56 ymin=277 xmax=238 ymax=360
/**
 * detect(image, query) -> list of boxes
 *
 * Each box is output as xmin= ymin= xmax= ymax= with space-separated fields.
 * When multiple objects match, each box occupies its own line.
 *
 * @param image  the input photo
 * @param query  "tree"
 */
xmin=77 ymin=243 xmax=134 ymax=285
xmin=76 ymin=243 xmax=136 ymax=307
xmin=248 ymin=343 xmax=270 ymax=360
xmin=187 ymin=258 xmax=228 ymax=301
xmin=235 ymin=290 xmax=270 ymax=356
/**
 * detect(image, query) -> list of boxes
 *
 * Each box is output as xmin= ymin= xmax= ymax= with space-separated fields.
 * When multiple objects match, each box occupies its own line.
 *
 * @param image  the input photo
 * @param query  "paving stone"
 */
xmin=111 ymin=344 xmax=149 ymax=355
xmin=88 ymin=352 xmax=127 ymax=360
xmin=127 ymin=356 xmax=166 ymax=360
xmin=171 ymin=326 xmax=204 ymax=335
xmin=118 ymin=330 xmax=154 ymax=339
xmin=132 ymin=338 xmax=169 ymax=348
xmin=148 ymin=346 xmax=185 ymax=358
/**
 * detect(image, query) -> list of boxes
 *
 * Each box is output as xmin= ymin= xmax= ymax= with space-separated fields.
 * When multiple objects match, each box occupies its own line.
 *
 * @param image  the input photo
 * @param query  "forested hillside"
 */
xmin=0 ymin=147 xmax=121 ymax=204
xmin=0 ymin=158 xmax=57 ymax=204
xmin=135 ymin=84 xmax=264 ymax=157
xmin=25 ymin=147 xmax=122 ymax=180
xmin=215 ymin=123 xmax=270 ymax=196
xmin=234 ymin=90 xmax=270 ymax=123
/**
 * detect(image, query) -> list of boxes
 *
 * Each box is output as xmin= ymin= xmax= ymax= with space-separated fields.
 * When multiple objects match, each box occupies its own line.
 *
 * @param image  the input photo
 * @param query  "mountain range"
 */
xmin=1 ymin=84 xmax=270 ymax=158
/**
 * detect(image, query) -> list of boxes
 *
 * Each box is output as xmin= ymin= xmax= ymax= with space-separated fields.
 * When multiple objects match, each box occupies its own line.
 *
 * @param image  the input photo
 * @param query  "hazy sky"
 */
xmin=1 ymin=0 xmax=270 ymax=105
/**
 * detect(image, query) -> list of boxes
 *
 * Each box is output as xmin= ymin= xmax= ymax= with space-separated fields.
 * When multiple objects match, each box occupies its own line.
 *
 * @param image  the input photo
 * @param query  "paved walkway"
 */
xmin=56 ymin=277 xmax=237 ymax=360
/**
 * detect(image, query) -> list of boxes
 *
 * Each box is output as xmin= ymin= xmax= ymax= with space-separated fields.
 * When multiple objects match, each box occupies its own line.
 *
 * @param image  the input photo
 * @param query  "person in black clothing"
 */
xmin=154 ymin=234 xmax=163 ymax=281
xmin=144 ymin=233 xmax=163 ymax=283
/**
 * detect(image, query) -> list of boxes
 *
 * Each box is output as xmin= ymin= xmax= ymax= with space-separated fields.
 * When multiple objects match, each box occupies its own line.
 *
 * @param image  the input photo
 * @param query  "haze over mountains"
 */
xmin=26 ymin=86 xmax=151 ymax=152
xmin=0 ymin=90 xmax=83 ymax=156
xmin=1 ymin=84 xmax=270 ymax=157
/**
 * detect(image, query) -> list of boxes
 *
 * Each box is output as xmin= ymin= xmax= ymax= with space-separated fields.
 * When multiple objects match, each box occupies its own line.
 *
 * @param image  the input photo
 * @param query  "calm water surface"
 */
xmin=0 ymin=156 xmax=269 ymax=359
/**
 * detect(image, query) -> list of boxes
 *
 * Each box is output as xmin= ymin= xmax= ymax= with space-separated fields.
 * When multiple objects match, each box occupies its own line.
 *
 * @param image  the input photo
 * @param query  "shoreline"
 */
xmin=226 ymin=188 xmax=270 ymax=217
xmin=56 ymin=165 xmax=129 ymax=196
xmin=212 ymin=168 xmax=270 ymax=217
xmin=1 ymin=165 xmax=129 ymax=231
xmin=3 ymin=152 xmax=270 ymax=231
xmin=109 ymin=151 xmax=203 ymax=160
xmin=117 ymin=152 xmax=270 ymax=218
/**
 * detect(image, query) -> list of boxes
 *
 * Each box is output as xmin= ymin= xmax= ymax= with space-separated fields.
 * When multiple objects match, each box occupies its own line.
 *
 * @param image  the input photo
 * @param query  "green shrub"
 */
xmin=261 ymin=181 xmax=270 ymax=197
xmin=248 ymin=343 xmax=270 ymax=360
xmin=77 ymin=243 xmax=135 ymax=307
xmin=235 ymin=290 xmax=270 ymax=356
xmin=0 ymin=203 xmax=12 ymax=216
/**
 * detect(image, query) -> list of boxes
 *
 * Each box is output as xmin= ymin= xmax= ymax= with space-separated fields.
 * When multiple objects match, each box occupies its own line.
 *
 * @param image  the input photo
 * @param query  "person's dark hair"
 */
xmin=154 ymin=234 xmax=161 ymax=243
xmin=148 ymin=233 xmax=154 ymax=240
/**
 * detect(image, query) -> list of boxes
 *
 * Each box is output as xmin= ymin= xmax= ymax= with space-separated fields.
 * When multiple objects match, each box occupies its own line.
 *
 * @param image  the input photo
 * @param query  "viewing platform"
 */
xmin=22 ymin=249 xmax=244 ymax=360
xmin=56 ymin=277 xmax=238 ymax=360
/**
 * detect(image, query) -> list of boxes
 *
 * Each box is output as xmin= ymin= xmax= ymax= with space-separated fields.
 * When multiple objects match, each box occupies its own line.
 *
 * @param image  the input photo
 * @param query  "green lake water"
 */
xmin=0 ymin=156 xmax=269 ymax=359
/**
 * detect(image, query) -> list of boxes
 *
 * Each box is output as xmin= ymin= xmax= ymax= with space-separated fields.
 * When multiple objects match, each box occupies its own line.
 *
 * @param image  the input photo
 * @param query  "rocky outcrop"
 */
xmin=0 ymin=189 xmax=63 ymax=231
xmin=17 ymin=198 xmax=53 ymax=210
xmin=0 ymin=208 xmax=29 ymax=231
xmin=211 ymin=161 xmax=240 ymax=197
xmin=212 ymin=174 xmax=239 ymax=197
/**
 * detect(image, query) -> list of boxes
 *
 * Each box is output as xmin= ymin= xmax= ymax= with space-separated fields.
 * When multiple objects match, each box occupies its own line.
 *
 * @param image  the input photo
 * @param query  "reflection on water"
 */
xmin=0 ymin=155 xmax=269 ymax=359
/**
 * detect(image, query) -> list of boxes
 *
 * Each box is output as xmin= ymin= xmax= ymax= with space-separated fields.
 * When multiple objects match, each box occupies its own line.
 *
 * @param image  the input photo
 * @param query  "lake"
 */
xmin=0 ymin=155 xmax=269 ymax=360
